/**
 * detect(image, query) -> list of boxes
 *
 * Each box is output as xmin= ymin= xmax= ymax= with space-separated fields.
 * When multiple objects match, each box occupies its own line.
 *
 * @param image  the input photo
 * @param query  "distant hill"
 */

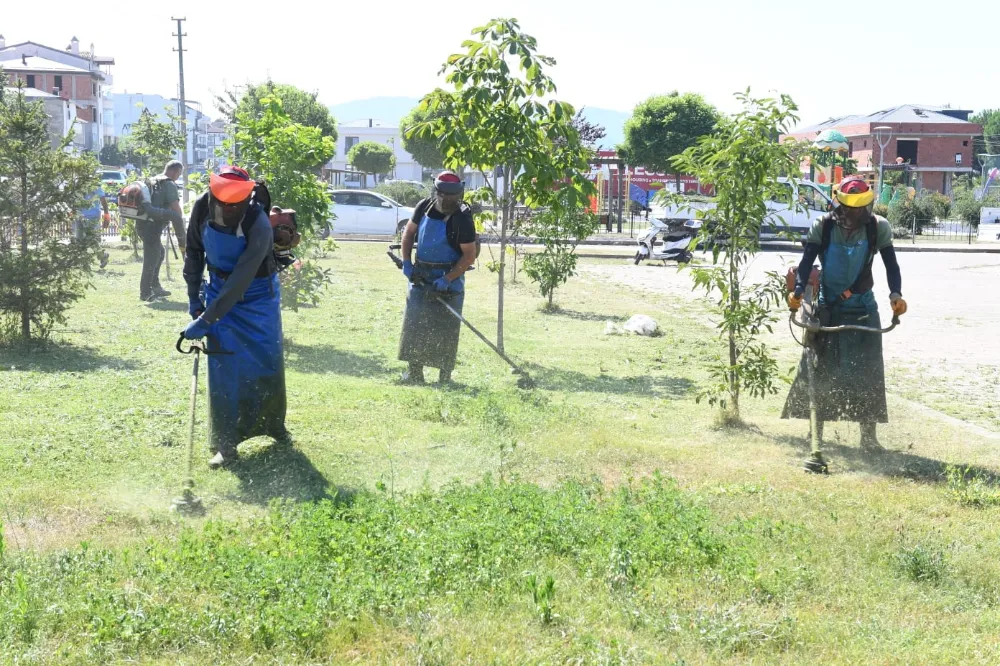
xmin=329 ymin=97 xmax=629 ymax=149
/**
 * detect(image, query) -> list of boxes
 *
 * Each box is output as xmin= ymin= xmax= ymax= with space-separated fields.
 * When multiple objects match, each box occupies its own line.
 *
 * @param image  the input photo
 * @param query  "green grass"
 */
xmin=3 ymin=242 xmax=1000 ymax=664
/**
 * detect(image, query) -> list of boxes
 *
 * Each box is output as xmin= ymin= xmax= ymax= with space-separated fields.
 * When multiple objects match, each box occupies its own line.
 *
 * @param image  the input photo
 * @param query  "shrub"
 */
xmin=374 ymin=181 xmax=428 ymax=207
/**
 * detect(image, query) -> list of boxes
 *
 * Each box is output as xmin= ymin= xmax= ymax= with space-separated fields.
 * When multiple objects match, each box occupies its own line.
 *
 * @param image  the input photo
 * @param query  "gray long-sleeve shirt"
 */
xmin=184 ymin=195 xmax=274 ymax=324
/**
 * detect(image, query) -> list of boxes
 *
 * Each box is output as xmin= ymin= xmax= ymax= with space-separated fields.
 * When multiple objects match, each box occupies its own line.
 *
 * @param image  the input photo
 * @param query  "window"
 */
xmin=897 ymin=139 xmax=918 ymax=165
xmin=848 ymin=141 xmax=854 ymax=157
xmin=92 ymin=83 xmax=97 ymax=96
xmin=769 ymin=182 xmax=794 ymax=203
xmin=356 ymin=193 xmax=384 ymax=207
xmin=333 ymin=192 xmax=358 ymax=206
xmin=26 ymin=74 xmax=36 ymax=88
xmin=54 ymin=75 xmax=63 ymax=91
xmin=345 ymin=136 xmax=360 ymax=154
xmin=963 ymin=140 xmax=969 ymax=147
xmin=797 ymin=185 xmax=831 ymax=212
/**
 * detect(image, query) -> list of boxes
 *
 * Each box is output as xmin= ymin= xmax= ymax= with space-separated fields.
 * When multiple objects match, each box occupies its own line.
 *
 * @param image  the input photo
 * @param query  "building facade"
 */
xmin=784 ymin=105 xmax=982 ymax=195
xmin=0 ymin=36 xmax=114 ymax=152
xmin=324 ymin=119 xmax=423 ymax=187
xmin=106 ymin=93 xmax=212 ymax=173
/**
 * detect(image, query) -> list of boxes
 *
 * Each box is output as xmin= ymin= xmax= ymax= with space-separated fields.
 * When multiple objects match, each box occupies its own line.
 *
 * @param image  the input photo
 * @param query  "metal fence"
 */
xmin=898 ymin=218 xmax=978 ymax=244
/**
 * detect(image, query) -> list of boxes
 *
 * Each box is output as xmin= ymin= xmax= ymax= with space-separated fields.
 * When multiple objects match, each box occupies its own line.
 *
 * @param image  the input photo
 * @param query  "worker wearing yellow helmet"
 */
xmin=782 ymin=176 xmax=907 ymax=452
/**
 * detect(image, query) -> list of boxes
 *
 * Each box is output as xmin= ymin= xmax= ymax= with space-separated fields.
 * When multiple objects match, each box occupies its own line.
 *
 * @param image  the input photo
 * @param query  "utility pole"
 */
xmin=172 ymin=17 xmax=189 ymax=205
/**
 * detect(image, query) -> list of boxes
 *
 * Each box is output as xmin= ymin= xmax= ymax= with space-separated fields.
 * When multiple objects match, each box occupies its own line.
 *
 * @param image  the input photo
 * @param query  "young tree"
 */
xmin=217 ymin=81 xmax=338 ymax=167
xmin=669 ymin=91 xmax=802 ymax=423
xmin=231 ymin=97 xmax=336 ymax=311
xmin=409 ymin=18 xmax=595 ymax=352
xmin=123 ymin=107 xmax=185 ymax=173
xmin=522 ymin=187 xmax=601 ymax=307
xmin=0 ymin=83 xmax=101 ymax=341
xmin=401 ymin=95 xmax=452 ymax=170
xmin=233 ymin=97 xmax=334 ymax=237
xmin=621 ymin=92 xmax=720 ymax=193
xmin=347 ymin=141 xmax=396 ymax=186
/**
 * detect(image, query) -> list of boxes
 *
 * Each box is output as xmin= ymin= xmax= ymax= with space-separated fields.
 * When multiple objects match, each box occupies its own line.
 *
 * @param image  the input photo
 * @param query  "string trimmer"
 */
xmin=789 ymin=270 xmax=900 ymax=474
xmin=387 ymin=244 xmax=535 ymax=389
xmin=171 ymin=334 xmax=229 ymax=514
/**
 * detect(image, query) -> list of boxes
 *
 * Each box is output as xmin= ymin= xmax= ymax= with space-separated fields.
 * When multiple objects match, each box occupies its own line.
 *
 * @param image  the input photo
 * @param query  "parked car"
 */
xmin=324 ymin=190 xmax=415 ymax=237
xmin=99 ymin=168 xmax=127 ymax=193
xmin=649 ymin=177 xmax=832 ymax=241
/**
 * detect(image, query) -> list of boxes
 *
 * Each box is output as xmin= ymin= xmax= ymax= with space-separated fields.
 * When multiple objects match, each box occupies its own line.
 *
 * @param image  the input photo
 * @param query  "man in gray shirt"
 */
xmin=138 ymin=160 xmax=184 ymax=301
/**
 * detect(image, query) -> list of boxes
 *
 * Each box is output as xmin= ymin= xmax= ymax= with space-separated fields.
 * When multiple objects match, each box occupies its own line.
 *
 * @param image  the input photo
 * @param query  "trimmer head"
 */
xmin=803 ymin=453 xmax=829 ymax=475
xmin=171 ymin=487 xmax=204 ymax=515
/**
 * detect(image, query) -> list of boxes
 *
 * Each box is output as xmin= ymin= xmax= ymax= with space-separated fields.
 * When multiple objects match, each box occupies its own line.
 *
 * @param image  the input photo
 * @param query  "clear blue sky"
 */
xmin=3 ymin=0 xmax=996 ymax=128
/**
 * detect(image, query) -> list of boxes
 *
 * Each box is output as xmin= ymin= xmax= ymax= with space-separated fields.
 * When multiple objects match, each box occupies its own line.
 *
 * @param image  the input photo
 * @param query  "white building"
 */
xmin=4 ymin=86 xmax=84 ymax=151
xmin=106 ymin=92 xmax=212 ymax=173
xmin=325 ymin=119 xmax=423 ymax=188
xmin=205 ymin=118 xmax=231 ymax=168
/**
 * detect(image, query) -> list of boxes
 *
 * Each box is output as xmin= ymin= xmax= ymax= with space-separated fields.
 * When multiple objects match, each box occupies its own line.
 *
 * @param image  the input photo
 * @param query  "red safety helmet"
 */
xmin=434 ymin=171 xmax=465 ymax=196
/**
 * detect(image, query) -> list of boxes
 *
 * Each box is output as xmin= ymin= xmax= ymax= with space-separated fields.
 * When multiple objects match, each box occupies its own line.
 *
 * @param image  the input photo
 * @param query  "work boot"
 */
xmin=859 ymin=422 xmax=885 ymax=453
xmin=401 ymin=363 xmax=425 ymax=385
xmin=141 ymin=292 xmax=164 ymax=303
xmin=438 ymin=369 xmax=453 ymax=385
xmin=208 ymin=449 xmax=239 ymax=470
xmin=152 ymin=286 xmax=172 ymax=298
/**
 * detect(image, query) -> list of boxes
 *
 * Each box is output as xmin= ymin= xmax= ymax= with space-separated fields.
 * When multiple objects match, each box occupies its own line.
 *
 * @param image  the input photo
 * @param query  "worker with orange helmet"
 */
xmin=783 ymin=176 xmax=907 ymax=451
xmin=181 ymin=166 xmax=289 ymax=469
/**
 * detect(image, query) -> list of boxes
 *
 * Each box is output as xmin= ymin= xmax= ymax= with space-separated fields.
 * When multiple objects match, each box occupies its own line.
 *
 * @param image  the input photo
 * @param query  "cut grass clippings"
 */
xmin=3 ymin=243 xmax=1000 ymax=664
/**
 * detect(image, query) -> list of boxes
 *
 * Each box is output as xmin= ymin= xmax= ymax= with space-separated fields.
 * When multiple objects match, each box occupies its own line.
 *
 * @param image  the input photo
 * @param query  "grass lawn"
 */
xmin=3 ymin=242 xmax=1000 ymax=664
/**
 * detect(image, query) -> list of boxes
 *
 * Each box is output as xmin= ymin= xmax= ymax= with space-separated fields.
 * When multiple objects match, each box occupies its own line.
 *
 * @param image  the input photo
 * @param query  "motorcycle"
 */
xmin=633 ymin=217 xmax=701 ymax=265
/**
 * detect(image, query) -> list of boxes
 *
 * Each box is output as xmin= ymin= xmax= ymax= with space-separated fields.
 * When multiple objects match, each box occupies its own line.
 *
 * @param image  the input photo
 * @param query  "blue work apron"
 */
xmin=398 ymin=212 xmax=465 ymax=371
xmin=202 ymin=222 xmax=287 ymax=452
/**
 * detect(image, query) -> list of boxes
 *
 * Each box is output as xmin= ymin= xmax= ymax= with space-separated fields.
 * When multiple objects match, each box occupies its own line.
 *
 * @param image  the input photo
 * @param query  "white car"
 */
xmin=100 ymin=169 xmax=127 ymax=193
xmin=326 ymin=190 xmax=415 ymax=236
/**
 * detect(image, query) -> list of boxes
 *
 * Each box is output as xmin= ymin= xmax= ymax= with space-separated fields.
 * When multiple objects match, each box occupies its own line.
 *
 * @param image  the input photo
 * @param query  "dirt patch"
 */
xmin=581 ymin=253 xmax=1000 ymax=432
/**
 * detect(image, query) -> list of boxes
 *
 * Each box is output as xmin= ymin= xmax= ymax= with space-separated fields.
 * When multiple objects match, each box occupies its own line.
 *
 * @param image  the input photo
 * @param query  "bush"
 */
xmin=374 ymin=181 xmax=428 ymax=207
xmin=888 ymin=188 xmax=939 ymax=237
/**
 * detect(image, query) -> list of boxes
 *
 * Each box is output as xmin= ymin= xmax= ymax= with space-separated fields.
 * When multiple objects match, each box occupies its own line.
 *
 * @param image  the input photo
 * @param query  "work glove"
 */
xmin=787 ymin=291 xmax=803 ymax=312
xmin=433 ymin=276 xmax=452 ymax=293
xmin=188 ymin=298 xmax=205 ymax=320
xmin=182 ymin=317 xmax=211 ymax=340
xmin=890 ymin=293 xmax=907 ymax=317
xmin=402 ymin=259 xmax=414 ymax=280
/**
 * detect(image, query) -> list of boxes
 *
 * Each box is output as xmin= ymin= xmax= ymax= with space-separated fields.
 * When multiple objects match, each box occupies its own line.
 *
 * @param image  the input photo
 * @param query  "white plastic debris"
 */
xmin=623 ymin=314 xmax=660 ymax=337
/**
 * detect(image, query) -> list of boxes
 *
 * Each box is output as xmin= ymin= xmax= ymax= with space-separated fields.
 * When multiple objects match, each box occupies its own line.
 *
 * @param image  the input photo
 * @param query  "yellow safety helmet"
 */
xmin=833 ymin=176 xmax=875 ymax=208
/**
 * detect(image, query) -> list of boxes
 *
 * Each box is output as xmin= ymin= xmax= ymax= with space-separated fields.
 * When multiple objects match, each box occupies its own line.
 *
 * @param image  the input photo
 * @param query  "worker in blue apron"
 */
xmin=783 ymin=176 xmax=907 ymax=451
xmin=398 ymin=172 xmax=478 ymax=384
xmin=181 ymin=166 xmax=287 ymax=469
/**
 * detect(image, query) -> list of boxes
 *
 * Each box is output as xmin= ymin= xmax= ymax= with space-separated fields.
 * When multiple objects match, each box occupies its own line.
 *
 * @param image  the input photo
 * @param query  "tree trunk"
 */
xmin=19 ymin=174 xmax=30 ymax=341
xmin=548 ymin=289 xmax=554 ymax=308
xmin=727 ymin=250 xmax=739 ymax=418
xmin=675 ymin=172 xmax=682 ymax=195
xmin=497 ymin=165 xmax=511 ymax=354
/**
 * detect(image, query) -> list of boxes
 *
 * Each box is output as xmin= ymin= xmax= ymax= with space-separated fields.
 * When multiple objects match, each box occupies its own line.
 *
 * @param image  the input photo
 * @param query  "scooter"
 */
xmin=788 ymin=268 xmax=900 ymax=474
xmin=634 ymin=217 xmax=701 ymax=265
